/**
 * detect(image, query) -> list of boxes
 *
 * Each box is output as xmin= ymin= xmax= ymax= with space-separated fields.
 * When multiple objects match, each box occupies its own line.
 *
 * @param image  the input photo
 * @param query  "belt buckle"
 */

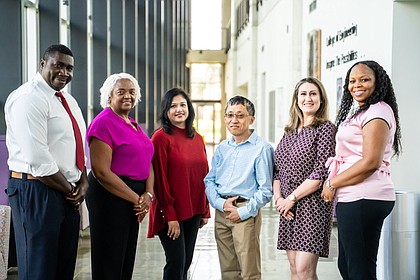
xmin=222 ymin=195 xmax=246 ymax=206
xmin=234 ymin=196 xmax=245 ymax=205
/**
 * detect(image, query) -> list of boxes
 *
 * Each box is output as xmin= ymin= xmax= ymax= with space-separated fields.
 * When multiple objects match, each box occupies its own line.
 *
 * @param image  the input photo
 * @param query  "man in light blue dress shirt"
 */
xmin=204 ymin=96 xmax=274 ymax=280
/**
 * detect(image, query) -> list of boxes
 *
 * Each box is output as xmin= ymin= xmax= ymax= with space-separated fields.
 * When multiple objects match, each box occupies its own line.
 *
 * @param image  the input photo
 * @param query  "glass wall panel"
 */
xmin=190 ymin=0 xmax=221 ymax=50
xmin=190 ymin=63 xmax=222 ymax=145
xmin=190 ymin=63 xmax=222 ymax=101
xmin=22 ymin=3 xmax=38 ymax=82
xmin=60 ymin=1 xmax=70 ymax=46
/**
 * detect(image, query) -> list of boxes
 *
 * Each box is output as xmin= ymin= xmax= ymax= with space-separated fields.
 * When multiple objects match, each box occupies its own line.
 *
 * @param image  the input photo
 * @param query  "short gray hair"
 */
xmin=99 ymin=73 xmax=141 ymax=108
xmin=225 ymin=96 xmax=255 ymax=116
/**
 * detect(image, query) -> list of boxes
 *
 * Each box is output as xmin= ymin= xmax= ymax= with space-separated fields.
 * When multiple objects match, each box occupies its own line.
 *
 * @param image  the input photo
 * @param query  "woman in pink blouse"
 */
xmin=321 ymin=60 xmax=402 ymax=280
xmin=147 ymin=88 xmax=210 ymax=280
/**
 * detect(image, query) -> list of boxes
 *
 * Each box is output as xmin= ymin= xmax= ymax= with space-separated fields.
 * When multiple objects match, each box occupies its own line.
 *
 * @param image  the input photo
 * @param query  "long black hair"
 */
xmin=159 ymin=87 xmax=196 ymax=138
xmin=336 ymin=60 xmax=402 ymax=156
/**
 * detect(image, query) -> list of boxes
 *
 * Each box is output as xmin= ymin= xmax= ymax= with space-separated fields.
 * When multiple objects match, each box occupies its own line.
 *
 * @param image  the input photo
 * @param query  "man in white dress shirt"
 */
xmin=4 ymin=44 xmax=88 ymax=280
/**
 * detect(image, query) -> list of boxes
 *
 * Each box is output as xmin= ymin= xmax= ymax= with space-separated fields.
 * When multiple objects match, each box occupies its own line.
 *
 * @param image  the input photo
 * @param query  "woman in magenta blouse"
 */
xmin=86 ymin=73 xmax=154 ymax=280
xmin=147 ymin=88 xmax=210 ymax=280
xmin=321 ymin=61 xmax=402 ymax=279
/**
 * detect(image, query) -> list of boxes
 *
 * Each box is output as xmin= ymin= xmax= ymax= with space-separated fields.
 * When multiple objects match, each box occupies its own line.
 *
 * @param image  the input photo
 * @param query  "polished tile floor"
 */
xmin=7 ymin=205 xmax=341 ymax=279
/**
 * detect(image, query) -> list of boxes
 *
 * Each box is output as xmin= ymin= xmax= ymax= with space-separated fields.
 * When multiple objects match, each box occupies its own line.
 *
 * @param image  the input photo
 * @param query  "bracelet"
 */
xmin=138 ymin=192 xmax=154 ymax=204
xmin=146 ymin=191 xmax=154 ymax=200
xmin=325 ymin=180 xmax=335 ymax=191
xmin=67 ymin=182 xmax=76 ymax=195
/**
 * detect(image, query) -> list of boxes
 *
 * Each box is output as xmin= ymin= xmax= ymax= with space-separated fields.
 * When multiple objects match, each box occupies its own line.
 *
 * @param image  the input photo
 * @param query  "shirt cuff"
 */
xmin=161 ymin=205 xmax=177 ymax=221
xmin=215 ymin=198 xmax=226 ymax=212
xmin=237 ymin=206 xmax=252 ymax=220
xmin=29 ymin=163 xmax=59 ymax=177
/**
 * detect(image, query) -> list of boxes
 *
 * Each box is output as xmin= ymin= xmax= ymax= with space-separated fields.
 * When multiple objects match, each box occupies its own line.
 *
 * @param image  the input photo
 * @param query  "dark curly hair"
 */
xmin=159 ymin=87 xmax=196 ymax=138
xmin=336 ymin=60 xmax=402 ymax=156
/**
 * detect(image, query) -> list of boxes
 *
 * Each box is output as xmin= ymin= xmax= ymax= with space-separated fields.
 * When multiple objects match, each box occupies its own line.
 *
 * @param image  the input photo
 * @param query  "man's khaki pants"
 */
xmin=215 ymin=203 xmax=262 ymax=280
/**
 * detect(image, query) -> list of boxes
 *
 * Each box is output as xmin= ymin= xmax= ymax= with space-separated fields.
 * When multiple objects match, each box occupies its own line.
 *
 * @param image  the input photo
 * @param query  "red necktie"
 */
xmin=55 ymin=92 xmax=85 ymax=171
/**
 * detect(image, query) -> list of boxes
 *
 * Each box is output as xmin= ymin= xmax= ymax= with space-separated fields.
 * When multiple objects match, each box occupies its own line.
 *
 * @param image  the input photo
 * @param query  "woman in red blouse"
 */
xmin=147 ymin=88 xmax=210 ymax=280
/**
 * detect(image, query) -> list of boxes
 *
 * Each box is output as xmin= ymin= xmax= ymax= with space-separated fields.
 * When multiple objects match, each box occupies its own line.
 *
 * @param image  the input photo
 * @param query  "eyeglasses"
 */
xmin=224 ymin=113 xmax=251 ymax=120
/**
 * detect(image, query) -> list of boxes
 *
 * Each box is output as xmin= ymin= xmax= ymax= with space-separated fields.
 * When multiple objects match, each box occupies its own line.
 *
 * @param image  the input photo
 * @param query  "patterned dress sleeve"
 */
xmin=307 ymin=121 xmax=336 ymax=183
xmin=273 ymin=133 xmax=286 ymax=181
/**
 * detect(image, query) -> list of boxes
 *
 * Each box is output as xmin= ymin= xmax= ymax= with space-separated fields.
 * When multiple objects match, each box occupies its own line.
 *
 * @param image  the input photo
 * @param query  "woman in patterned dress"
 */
xmin=273 ymin=77 xmax=336 ymax=279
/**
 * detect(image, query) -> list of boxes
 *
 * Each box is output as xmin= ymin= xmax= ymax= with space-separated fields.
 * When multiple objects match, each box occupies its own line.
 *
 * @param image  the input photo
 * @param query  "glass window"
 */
xmin=191 ymin=0 xmax=221 ymax=50
xmin=22 ymin=2 xmax=38 ymax=82
xmin=190 ymin=63 xmax=222 ymax=101
xmin=190 ymin=1 xmax=224 ymax=145
xmin=60 ymin=1 xmax=70 ymax=46
xmin=193 ymin=103 xmax=222 ymax=145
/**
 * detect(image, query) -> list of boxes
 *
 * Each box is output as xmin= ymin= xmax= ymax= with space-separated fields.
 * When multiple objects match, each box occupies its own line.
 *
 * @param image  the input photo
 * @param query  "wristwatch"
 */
xmin=325 ymin=180 xmax=335 ymax=191
xmin=288 ymin=194 xmax=297 ymax=202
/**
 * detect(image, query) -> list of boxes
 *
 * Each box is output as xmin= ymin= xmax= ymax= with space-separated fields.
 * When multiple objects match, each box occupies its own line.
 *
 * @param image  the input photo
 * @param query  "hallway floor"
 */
xmin=5 ymin=144 xmax=342 ymax=279
xmin=65 ymin=205 xmax=341 ymax=279
xmin=7 ymin=205 xmax=340 ymax=279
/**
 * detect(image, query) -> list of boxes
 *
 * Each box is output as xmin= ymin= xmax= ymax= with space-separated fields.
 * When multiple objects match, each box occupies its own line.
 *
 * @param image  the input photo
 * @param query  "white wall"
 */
xmin=390 ymin=1 xmax=420 ymax=192
xmin=302 ymin=0 xmax=394 ymax=115
xmin=235 ymin=27 xmax=253 ymax=87
xmin=230 ymin=0 xmax=303 ymax=143
xmin=226 ymin=0 xmax=419 ymax=192
xmin=256 ymin=0 xmax=293 ymax=141
xmin=242 ymin=0 xmax=397 ymax=142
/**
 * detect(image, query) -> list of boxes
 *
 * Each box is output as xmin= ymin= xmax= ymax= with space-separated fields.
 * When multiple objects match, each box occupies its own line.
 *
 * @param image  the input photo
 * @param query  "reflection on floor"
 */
xmin=7 ymin=205 xmax=341 ymax=279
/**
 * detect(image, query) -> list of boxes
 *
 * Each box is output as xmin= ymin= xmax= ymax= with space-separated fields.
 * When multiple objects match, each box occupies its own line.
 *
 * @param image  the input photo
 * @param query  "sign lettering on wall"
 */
xmin=326 ymin=50 xmax=358 ymax=69
xmin=325 ymin=24 xmax=358 ymax=69
xmin=326 ymin=24 xmax=357 ymax=47
xmin=309 ymin=0 xmax=317 ymax=13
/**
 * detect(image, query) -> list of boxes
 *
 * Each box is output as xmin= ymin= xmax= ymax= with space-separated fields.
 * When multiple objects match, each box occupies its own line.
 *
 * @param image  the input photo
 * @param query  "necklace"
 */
xmin=123 ymin=118 xmax=137 ymax=130
xmin=109 ymin=107 xmax=137 ymax=130
xmin=349 ymin=100 xmax=360 ymax=116
xmin=127 ymin=121 xmax=137 ymax=130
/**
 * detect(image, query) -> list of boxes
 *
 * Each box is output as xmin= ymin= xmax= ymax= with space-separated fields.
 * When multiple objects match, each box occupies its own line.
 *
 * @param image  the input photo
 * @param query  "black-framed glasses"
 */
xmin=224 ymin=113 xmax=250 ymax=120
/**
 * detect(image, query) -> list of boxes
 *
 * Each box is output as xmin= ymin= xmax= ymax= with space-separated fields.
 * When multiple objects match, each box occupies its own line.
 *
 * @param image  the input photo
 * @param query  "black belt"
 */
xmin=221 ymin=195 xmax=248 ymax=203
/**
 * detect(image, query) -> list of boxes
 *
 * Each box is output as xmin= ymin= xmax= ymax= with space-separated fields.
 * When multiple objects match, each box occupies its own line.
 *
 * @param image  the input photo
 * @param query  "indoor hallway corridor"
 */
xmin=69 ymin=205 xmax=341 ymax=279
xmin=6 ymin=205 xmax=340 ymax=279
xmin=5 ymin=143 xmax=341 ymax=279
